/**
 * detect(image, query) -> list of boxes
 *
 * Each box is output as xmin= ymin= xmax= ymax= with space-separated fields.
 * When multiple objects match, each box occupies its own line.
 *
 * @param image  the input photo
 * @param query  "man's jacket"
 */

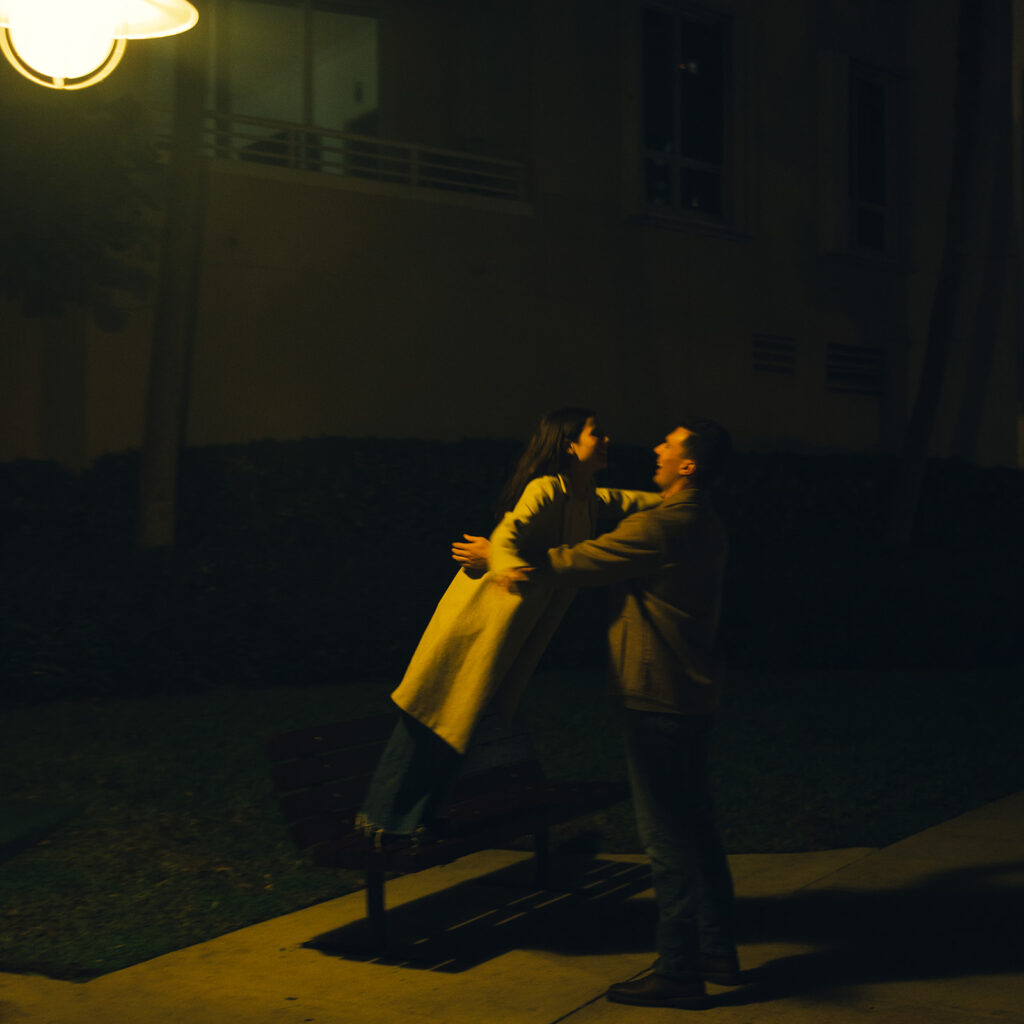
xmin=545 ymin=486 xmax=727 ymax=714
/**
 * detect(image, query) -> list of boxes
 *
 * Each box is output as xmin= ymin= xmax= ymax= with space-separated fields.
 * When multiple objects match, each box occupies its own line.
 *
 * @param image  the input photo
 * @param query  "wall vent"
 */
xmin=752 ymin=335 xmax=797 ymax=374
xmin=826 ymin=343 xmax=884 ymax=396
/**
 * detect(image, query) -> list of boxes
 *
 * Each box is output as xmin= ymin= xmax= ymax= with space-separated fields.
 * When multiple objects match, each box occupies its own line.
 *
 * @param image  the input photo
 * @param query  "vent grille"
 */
xmin=826 ymin=344 xmax=884 ymax=396
xmin=752 ymin=335 xmax=797 ymax=374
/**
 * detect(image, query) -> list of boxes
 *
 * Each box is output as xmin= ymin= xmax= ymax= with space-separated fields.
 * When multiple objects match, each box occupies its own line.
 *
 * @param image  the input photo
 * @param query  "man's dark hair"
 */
xmin=677 ymin=417 xmax=732 ymax=485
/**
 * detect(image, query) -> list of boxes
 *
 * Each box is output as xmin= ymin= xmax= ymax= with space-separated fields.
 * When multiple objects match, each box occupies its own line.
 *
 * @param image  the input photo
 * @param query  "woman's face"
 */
xmin=569 ymin=417 xmax=609 ymax=470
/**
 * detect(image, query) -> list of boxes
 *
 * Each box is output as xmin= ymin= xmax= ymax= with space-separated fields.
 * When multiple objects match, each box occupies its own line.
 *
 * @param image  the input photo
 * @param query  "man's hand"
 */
xmin=452 ymin=534 xmax=491 ymax=571
xmin=493 ymin=566 xmax=535 ymax=595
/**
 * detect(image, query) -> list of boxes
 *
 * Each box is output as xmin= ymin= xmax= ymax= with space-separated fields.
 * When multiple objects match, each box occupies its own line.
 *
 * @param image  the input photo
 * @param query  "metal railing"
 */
xmin=189 ymin=112 xmax=527 ymax=202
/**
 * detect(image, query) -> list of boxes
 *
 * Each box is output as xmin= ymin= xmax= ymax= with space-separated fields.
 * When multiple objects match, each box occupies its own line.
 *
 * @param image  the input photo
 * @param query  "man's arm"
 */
xmin=545 ymin=508 xmax=666 ymax=586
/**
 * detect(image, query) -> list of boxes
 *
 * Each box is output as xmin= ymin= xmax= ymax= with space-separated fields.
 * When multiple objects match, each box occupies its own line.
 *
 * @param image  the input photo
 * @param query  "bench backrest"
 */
xmin=266 ymin=713 xmax=396 ymax=848
xmin=266 ymin=713 xmax=549 ymax=850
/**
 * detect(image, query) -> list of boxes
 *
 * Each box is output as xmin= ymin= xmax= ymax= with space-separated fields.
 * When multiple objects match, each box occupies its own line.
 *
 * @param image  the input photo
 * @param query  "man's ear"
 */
xmin=679 ymin=459 xmax=698 ymax=477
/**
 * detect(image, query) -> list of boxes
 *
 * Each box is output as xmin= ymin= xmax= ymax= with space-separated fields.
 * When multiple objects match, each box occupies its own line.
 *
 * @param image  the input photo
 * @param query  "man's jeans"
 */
xmin=625 ymin=709 xmax=736 ymax=980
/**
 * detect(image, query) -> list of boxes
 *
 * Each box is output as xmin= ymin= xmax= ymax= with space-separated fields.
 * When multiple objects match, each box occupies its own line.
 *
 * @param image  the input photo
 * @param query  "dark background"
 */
xmin=3 ymin=438 xmax=1020 ymax=705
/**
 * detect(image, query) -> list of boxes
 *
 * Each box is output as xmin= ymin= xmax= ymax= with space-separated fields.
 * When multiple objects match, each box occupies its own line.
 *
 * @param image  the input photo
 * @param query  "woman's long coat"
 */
xmin=391 ymin=475 xmax=660 ymax=753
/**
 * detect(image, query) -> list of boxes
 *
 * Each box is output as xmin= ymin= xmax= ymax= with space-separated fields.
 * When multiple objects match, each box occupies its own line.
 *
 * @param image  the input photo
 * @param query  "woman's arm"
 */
xmin=595 ymin=487 xmax=662 ymax=522
xmin=451 ymin=477 xmax=562 ymax=574
xmin=488 ymin=476 xmax=563 ymax=574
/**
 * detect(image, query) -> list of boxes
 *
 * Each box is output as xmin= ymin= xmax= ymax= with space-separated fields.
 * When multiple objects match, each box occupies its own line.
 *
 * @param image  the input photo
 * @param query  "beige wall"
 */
xmin=1 ymin=0 xmax=1018 ymax=467
xmin=0 ymin=301 xmax=150 ymax=468
xmin=902 ymin=0 xmax=1021 ymax=466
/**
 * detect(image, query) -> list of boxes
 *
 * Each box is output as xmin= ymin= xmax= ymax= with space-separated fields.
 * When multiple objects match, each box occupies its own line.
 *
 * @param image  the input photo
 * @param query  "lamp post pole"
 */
xmin=136 ymin=6 xmax=208 ymax=549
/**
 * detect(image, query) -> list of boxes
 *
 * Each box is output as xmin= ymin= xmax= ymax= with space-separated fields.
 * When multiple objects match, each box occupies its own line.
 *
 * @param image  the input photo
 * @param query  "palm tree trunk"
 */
xmin=887 ymin=0 xmax=986 ymax=543
xmin=949 ymin=0 xmax=1012 ymax=461
xmin=136 ymin=14 xmax=209 ymax=549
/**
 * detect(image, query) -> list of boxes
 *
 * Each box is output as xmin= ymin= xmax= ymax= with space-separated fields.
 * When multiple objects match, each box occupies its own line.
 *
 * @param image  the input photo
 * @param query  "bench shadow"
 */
xmin=306 ymin=854 xmax=1024 ymax=1005
xmin=304 ymin=855 xmax=656 ymax=971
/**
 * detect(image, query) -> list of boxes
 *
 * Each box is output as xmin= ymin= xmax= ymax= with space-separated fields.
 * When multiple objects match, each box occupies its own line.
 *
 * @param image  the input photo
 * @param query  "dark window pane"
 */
xmin=312 ymin=9 xmax=378 ymax=133
xmin=642 ymin=8 xmax=674 ymax=152
xmin=854 ymin=206 xmax=885 ymax=252
xmin=851 ymin=75 xmax=886 ymax=205
xmin=678 ymin=19 xmax=725 ymax=163
xmin=645 ymin=157 xmax=673 ymax=207
xmin=228 ymin=0 xmax=303 ymax=123
xmin=680 ymin=167 xmax=722 ymax=215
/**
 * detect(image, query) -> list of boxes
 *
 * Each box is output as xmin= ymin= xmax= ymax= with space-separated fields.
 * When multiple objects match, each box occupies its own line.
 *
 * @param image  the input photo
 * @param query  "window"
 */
xmin=214 ymin=0 xmax=379 ymax=165
xmin=848 ymin=67 xmax=887 ymax=254
xmin=819 ymin=53 xmax=904 ymax=262
xmin=641 ymin=4 xmax=730 ymax=221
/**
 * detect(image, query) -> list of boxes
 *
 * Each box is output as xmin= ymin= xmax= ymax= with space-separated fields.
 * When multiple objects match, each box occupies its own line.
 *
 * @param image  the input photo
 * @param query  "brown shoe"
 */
xmin=606 ymin=973 xmax=709 ymax=1009
xmin=700 ymin=952 xmax=741 ymax=986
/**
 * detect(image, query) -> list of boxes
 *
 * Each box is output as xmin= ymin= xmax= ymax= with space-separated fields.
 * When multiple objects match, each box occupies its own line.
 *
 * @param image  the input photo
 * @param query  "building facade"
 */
xmin=1 ymin=0 xmax=1020 ymax=467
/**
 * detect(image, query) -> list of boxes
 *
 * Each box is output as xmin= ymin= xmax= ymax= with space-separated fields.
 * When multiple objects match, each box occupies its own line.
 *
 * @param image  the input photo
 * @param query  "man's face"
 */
xmin=653 ymin=426 xmax=696 ymax=493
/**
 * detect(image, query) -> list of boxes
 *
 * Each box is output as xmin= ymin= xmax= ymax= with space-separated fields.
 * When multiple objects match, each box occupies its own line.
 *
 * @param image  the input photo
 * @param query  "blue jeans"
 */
xmin=357 ymin=711 xmax=462 ymax=836
xmin=357 ymin=707 xmax=539 ymax=837
xmin=625 ymin=709 xmax=736 ymax=980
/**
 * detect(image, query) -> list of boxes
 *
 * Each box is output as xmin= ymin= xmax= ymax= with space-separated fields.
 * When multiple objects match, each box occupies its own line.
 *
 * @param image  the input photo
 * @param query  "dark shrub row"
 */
xmin=1 ymin=439 xmax=1021 ymax=702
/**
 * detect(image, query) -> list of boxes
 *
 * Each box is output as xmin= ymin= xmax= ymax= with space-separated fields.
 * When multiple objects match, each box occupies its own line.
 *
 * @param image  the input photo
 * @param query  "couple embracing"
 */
xmin=357 ymin=408 xmax=738 ymax=1010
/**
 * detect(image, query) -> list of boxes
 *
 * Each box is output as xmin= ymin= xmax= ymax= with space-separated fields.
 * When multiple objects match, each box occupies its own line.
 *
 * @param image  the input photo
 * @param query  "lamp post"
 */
xmin=0 ymin=0 xmax=197 ymax=90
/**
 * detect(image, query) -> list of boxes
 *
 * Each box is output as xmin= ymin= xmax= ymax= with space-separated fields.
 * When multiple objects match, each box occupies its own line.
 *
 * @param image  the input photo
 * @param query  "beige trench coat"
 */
xmin=391 ymin=474 xmax=661 ymax=753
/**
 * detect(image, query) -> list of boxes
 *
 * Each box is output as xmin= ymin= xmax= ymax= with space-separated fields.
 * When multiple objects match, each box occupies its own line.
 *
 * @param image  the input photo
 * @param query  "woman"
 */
xmin=356 ymin=407 xmax=660 ymax=844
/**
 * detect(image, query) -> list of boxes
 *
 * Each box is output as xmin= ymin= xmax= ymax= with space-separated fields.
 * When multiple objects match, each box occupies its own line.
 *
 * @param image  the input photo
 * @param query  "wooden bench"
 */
xmin=265 ymin=712 xmax=629 ymax=945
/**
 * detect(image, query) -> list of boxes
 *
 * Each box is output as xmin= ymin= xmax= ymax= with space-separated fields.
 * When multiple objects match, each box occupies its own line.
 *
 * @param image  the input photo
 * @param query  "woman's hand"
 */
xmin=452 ymin=534 xmax=491 ymax=571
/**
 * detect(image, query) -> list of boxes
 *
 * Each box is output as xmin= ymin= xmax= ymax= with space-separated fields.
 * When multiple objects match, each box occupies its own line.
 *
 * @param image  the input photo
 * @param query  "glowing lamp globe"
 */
xmin=0 ymin=0 xmax=198 ymax=90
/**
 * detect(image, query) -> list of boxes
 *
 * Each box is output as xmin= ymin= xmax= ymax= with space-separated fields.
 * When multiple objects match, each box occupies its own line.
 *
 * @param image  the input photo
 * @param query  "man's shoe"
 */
xmin=606 ymin=973 xmax=709 ymax=1009
xmin=700 ymin=952 xmax=742 ymax=986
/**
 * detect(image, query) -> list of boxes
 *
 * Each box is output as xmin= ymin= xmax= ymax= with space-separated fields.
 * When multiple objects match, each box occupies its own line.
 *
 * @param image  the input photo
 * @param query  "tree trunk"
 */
xmin=1015 ymin=4 xmax=1024 ymax=469
xmin=949 ymin=0 xmax=1013 ymax=461
xmin=135 ymin=14 xmax=209 ymax=549
xmin=887 ymin=0 xmax=986 ymax=543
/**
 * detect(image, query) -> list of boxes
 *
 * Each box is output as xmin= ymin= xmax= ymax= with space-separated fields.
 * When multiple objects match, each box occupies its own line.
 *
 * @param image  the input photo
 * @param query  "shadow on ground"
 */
xmin=304 ymin=857 xmax=656 ymax=970
xmin=0 ymin=802 xmax=80 ymax=863
xmin=306 ymin=856 xmax=1024 ymax=1007
xmin=718 ymin=859 xmax=1024 ymax=1007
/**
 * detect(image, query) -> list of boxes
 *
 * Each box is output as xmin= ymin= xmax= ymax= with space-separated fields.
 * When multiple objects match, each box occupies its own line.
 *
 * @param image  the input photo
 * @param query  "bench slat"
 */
xmin=266 ymin=713 xmax=631 ymax=938
xmin=448 ymin=760 xmax=547 ymax=800
xmin=290 ymin=811 xmax=359 ymax=849
xmin=270 ymin=744 xmax=388 ymax=791
xmin=279 ymin=775 xmax=372 ymax=823
xmin=265 ymin=713 xmax=396 ymax=762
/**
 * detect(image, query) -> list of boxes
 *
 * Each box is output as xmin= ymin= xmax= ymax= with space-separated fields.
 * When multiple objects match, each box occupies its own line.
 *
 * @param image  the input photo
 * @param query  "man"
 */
xmin=491 ymin=417 xmax=739 ymax=1010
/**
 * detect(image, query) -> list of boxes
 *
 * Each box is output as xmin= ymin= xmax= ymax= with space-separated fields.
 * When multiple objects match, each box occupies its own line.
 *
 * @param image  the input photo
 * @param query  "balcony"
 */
xmin=158 ymin=112 xmax=528 ymax=206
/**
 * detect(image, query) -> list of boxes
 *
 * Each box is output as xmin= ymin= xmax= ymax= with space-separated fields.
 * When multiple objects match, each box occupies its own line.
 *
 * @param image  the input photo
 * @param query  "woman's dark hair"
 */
xmin=495 ymin=406 xmax=596 ymax=516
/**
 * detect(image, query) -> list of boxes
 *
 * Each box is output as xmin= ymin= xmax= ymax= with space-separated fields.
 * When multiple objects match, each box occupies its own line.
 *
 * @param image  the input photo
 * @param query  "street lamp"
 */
xmin=0 ymin=0 xmax=198 ymax=90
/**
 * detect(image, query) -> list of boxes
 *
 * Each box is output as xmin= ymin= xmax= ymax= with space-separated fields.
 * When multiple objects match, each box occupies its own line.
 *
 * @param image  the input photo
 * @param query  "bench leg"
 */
xmin=365 ymin=869 xmax=386 ymax=947
xmin=533 ymin=823 xmax=550 ymax=888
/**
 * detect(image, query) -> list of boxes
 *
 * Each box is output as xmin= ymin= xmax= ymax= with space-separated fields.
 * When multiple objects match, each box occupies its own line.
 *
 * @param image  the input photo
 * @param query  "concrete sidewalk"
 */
xmin=2 ymin=792 xmax=1022 ymax=1023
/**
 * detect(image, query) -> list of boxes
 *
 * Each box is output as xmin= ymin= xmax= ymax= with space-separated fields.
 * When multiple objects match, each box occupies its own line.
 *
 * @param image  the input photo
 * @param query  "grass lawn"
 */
xmin=1 ymin=667 xmax=1021 ymax=980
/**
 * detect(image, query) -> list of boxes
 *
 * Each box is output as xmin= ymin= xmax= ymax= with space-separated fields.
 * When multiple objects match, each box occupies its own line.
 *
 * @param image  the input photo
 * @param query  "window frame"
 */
xmin=818 ymin=51 xmax=907 ymax=267
xmin=628 ymin=0 xmax=752 ymax=238
xmin=211 ymin=0 xmax=380 ymax=132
